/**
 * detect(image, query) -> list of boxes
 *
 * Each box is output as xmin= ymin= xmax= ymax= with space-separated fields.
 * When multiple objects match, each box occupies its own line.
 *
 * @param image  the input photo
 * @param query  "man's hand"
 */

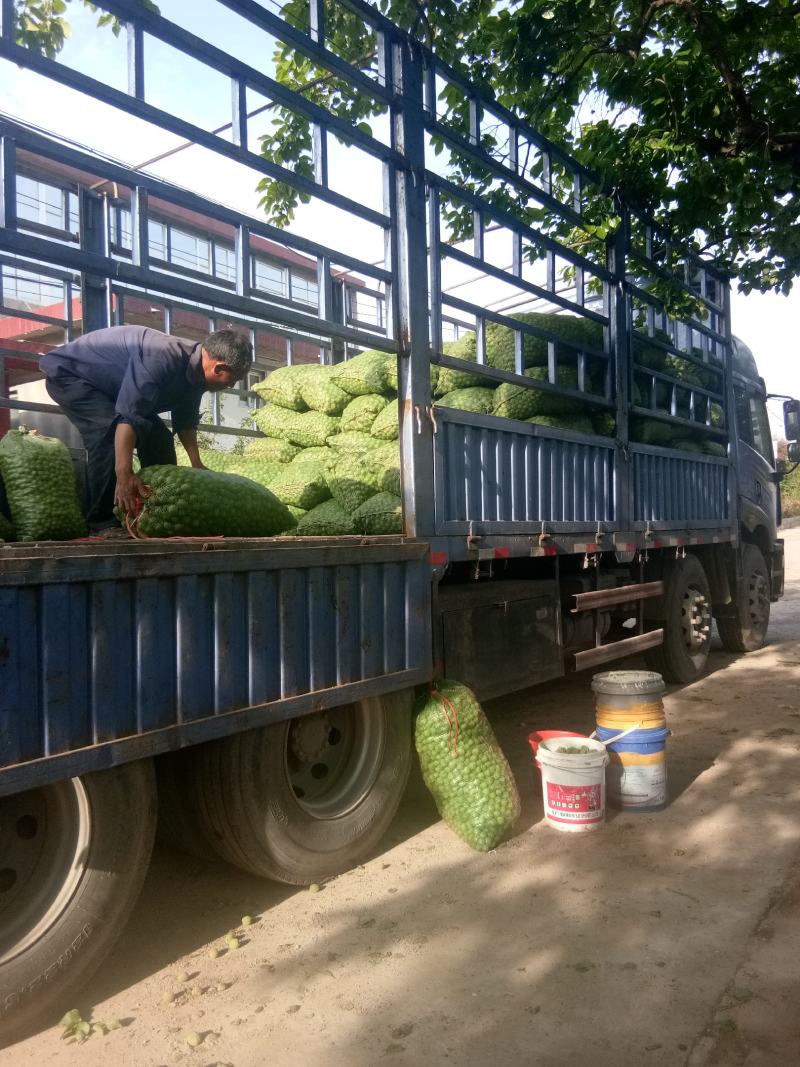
xmin=114 ymin=469 xmax=148 ymax=515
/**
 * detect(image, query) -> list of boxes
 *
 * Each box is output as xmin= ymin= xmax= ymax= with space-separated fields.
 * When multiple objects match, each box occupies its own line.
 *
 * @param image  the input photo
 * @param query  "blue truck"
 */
xmin=0 ymin=0 xmax=797 ymax=1042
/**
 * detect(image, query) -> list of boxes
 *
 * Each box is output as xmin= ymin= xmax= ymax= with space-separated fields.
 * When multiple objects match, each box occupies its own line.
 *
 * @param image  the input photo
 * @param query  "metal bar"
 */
xmin=431 ymin=357 xmax=615 ymax=410
xmin=574 ymin=628 xmax=663 ymax=670
xmin=79 ymin=189 xmax=109 ymax=333
xmin=235 ymin=223 xmax=251 ymax=299
xmin=231 ymin=76 xmax=248 ymax=150
xmin=0 ymin=135 xmax=15 ymax=230
xmin=130 ymin=186 xmax=149 ymax=269
xmin=126 ymin=22 xmax=145 ymax=99
xmin=393 ymin=37 xmax=434 ymax=538
xmin=0 ymin=42 xmax=391 ymax=231
xmin=0 ymin=117 xmax=392 ymax=282
xmin=572 ymin=580 xmax=664 ymax=612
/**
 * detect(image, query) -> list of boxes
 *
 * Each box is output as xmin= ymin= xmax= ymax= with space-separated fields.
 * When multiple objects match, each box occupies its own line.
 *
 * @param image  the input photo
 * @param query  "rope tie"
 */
xmin=431 ymin=687 xmax=460 ymax=756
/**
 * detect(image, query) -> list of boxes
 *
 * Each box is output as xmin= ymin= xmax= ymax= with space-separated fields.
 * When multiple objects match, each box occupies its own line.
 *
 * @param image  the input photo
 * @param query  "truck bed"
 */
xmin=0 ymin=537 xmax=432 ymax=796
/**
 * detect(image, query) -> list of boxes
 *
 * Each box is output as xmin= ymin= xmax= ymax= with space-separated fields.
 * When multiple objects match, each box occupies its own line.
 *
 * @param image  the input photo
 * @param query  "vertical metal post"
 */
xmin=330 ymin=278 xmax=345 ymax=364
xmin=80 ymin=189 xmax=110 ymax=333
xmin=722 ymin=278 xmax=737 ymax=538
xmin=609 ymin=198 xmax=631 ymax=531
xmin=392 ymin=37 xmax=434 ymax=538
xmin=131 ymin=187 xmax=149 ymax=269
xmin=127 ymin=24 xmax=145 ymax=99
xmin=0 ymin=0 xmax=14 ymax=41
xmin=235 ymin=223 xmax=251 ymax=299
xmin=428 ymin=185 xmax=442 ymax=352
xmin=0 ymin=135 xmax=16 ymax=230
xmin=231 ymin=78 xmax=248 ymax=150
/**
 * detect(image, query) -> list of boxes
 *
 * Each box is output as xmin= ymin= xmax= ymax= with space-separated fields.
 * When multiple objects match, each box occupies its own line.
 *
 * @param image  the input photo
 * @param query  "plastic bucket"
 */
xmin=528 ymin=730 xmax=586 ymax=758
xmin=596 ymin=724 xmax=669 ymax=811
xmin=537 ymin=737 xmax=609 ymax=833
xmin=591 ymin=670 xmax=666 ymax=725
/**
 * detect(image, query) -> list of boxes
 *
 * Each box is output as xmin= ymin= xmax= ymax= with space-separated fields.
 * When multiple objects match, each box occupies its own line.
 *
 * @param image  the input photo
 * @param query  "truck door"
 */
xmin=734 ymin=384 xmax=778 ymax=536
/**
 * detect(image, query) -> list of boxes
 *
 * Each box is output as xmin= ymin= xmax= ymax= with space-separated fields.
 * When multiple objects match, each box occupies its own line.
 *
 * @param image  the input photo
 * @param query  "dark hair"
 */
xmin=203 ymin=330 xmax=253 ymax=376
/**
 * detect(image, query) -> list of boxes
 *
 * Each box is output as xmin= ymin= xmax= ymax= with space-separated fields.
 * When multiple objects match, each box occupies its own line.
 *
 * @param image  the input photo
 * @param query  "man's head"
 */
xmin=200 ymin=330 xmax=253 ymax=391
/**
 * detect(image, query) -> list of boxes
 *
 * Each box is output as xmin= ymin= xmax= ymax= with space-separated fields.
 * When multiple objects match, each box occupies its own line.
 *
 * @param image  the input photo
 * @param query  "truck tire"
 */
xmin=0 ymin=762 xmax=157 ymax=1045
xmin=716 ymin=544 xmax=771 ymax=653
xmin=168 ymin=691 xmax=413 ymax=885
xmin=645 ymin=554 xmax=712 ymax=684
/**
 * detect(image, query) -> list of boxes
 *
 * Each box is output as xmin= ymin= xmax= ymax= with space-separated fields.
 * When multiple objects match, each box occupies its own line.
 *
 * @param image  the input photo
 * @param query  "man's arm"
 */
xmin=177 ymin=427 xmax=206 ymax=469
xmin=114 ymin=423 xmax=147 ymax=514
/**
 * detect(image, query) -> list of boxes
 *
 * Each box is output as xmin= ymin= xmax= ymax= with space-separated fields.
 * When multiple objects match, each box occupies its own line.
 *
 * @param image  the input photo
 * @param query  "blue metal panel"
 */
xmin=435 ymin=412 xmax=615 ymax=532
xmin=0 ymin=545 xmax=431 ymax=792
xmin=631 ymin=446 xmax=729 ymax=524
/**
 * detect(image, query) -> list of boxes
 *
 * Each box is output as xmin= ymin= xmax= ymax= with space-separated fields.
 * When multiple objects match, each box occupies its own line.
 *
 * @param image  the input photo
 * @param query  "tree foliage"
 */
xmin=12 ymin=0 xmax=800 ymax=293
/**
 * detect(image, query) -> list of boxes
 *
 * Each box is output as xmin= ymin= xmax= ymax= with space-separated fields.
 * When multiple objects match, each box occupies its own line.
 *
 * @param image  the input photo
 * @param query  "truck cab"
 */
xmin=730 ymin=337 xmax=786 ymax=604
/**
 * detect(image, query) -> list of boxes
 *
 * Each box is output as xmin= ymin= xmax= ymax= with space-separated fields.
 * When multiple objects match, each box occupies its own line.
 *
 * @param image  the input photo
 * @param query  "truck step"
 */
xmin=574 ymin=628 xmax=664 ymax=670
xmin=571 ymin=581 xmax=664 ymax=613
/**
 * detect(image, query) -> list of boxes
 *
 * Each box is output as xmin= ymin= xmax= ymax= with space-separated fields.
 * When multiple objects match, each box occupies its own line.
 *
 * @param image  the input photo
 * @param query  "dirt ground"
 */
xmin=4 ymin=530 xmax=799 ymax=1067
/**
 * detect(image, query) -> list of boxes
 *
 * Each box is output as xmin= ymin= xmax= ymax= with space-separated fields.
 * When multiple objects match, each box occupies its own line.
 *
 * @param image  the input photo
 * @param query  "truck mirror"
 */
xmin=785 ymin=399 xmax=800 ymax=442
xmin=788 ymin=441 xmax=800 ymax=464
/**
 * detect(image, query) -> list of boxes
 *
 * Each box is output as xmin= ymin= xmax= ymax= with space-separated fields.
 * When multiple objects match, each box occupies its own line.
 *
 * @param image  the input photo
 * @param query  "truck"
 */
xmin=0 ymin=0 xmax=797 ymax=1042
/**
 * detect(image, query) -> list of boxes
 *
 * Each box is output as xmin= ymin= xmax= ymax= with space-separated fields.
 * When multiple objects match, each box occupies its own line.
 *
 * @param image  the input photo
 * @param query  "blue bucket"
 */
xmin=595 ymin=725 xmax=669 ymax=810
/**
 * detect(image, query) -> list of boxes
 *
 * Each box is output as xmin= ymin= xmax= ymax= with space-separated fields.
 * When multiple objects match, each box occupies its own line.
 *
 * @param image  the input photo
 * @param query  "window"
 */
xmin=253 ymin=258 xmax=288 ymax=298
xmin=290 ymin=270 xmax=318 ymax=307
xmin=109 ymin=205 xmax=133 ymax=252
xmin=245 ymin=368 xmax=265 ymax=410
xmin=148 ymin=219 xmax=168 ymax=261
xmin=170 ymin=227 xmax=211 ymax=274
xmin=348 ymin=287 xmax=383 ymax=327
xmin=214 ymin=243 xmax=236 ymax=283
xmin=16 ymin=175 xmax=79 ymax=236
xmin=735 ymin=387 xmax=774 ymax=465
xmin=1 ymin=266 xmax=64 ymax=310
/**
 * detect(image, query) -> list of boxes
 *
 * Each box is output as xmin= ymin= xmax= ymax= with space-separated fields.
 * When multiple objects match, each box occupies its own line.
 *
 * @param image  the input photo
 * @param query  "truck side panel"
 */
xmin=0 ymin=541 xmax=432 ymax=796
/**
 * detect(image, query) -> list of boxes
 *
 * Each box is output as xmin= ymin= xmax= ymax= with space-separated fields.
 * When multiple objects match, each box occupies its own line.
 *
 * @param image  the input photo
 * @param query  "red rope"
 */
xmin=431 ymin=687 xmax=460 ymax=756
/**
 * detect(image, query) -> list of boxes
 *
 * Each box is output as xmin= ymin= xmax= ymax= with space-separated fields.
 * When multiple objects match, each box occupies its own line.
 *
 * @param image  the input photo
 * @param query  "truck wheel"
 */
xmin=0 ymin=762 xmax=157 ymax=1045
xmin=645 ymin=554 xmax=712 ymax=684
xmin=716 ymin=545 xmax=771 ymax=653
xmin=184 ymin=691 xmax=413 ymax=885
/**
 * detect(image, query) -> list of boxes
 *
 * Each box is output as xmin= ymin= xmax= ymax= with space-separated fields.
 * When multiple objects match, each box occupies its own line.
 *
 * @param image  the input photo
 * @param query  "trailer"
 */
xmin=0 ymin=0 xmax=795 ymax=1042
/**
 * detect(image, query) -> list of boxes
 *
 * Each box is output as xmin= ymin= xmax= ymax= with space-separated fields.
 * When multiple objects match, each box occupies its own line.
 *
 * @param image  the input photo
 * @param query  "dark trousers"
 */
xmin=45 ymin=373 xmax=176 ymax=525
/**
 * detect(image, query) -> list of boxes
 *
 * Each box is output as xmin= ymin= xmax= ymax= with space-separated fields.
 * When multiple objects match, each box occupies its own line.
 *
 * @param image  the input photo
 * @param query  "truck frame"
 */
xmin=0 ymin=0 xmax=792 ymax=1041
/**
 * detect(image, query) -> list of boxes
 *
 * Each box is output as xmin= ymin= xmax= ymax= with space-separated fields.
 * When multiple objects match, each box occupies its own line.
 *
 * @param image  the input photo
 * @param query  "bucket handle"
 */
xmin=589 ymin=722 xmax=642 ymax=746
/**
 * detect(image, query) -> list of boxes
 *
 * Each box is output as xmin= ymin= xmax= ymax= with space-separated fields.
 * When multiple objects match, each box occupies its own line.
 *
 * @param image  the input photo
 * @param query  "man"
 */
xmin=41 ymin=325 xmax=252 ymax=528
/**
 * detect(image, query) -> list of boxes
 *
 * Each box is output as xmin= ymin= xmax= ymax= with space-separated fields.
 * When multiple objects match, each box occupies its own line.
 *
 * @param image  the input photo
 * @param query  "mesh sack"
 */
xmin=434 ymin=335 xmax=485 ymax=395
xmin=527 ymin=413 xmax=595 ymax=434
xmin=296 ymin=499 xmax=357 ymax=535
xmin=414 ymin=680 xmax=521 ymax=852
xmin=225 ymin=456 xmax=285 ymax=487
xmin=328 ymin=431 xmax=383 ymax=454
xmin=0 ymin=429 xmax=87 ymax=541
xmin=289 ymin=446 xmax=334 ymax=467
xmin=120 ymin=465 xmax=292 ymax=537
xmin=370 ymin=400 xmax=399 ymax=441
xmin=331 ymin=349 xmax=394 ymax=397
xmin=253 ymin=404 xmax=340 ymax=448
xmin=298 ymin=365 xmax=351 ymax=415
xmin=340 ymin=393 xmax=388 ymax=434
xmin=351 ymin=491 xmax=403 ymax=534
xmin=434 ymin=387 xmax=496 ymax=414
xmin=384 ymin=357 xmax=439 ymax=394
xmin=591 ymin=412 xmax=616 ymax=437
xmin=486 ymin=311 xmax=604 ymax=373
xmin=492 ymin=366 xmax=582 ymax=421
xmin=326 ymin=452 xmax=385 ymax=513
xmin=253 ymin=365 xmax=314 ymax=411
xmin=268 ymin=461 xmax=331 ymax=510
xmin=371 ymin=441 xmax=402 ymax=496
xmin=243 ymin=437 xmax=301 ymax=463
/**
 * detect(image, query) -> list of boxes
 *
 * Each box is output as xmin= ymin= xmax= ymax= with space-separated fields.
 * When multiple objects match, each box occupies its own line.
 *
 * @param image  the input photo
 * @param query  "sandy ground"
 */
xmin=4 ymin=530 xmax=799 ymax=1067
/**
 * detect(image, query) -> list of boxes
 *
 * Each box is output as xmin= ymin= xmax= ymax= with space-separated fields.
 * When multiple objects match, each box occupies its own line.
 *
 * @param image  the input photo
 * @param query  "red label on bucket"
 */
xmin=546 ymin=781 xmax=603 ymax=819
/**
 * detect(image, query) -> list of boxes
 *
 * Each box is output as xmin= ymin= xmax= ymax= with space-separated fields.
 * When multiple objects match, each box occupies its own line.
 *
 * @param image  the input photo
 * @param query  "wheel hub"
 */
xmin=290 ymin=714 xmax=332 ymax=763
xmin=681 ymin=587 xmax=711 ymax=650
xmin=284 ymin=703 xmax=386 ymax=821
xmin=0 ymin=779 xmax=90 ymax=964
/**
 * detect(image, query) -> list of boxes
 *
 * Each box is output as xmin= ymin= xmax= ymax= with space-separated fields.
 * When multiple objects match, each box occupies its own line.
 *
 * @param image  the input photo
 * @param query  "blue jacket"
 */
xmin=40 ymin=325 xmax=206 ymax=439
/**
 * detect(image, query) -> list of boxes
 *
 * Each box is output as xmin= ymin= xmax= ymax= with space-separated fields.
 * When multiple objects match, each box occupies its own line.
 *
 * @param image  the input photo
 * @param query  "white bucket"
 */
xmin=537 ymin=737 xmax=609 ymax=833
